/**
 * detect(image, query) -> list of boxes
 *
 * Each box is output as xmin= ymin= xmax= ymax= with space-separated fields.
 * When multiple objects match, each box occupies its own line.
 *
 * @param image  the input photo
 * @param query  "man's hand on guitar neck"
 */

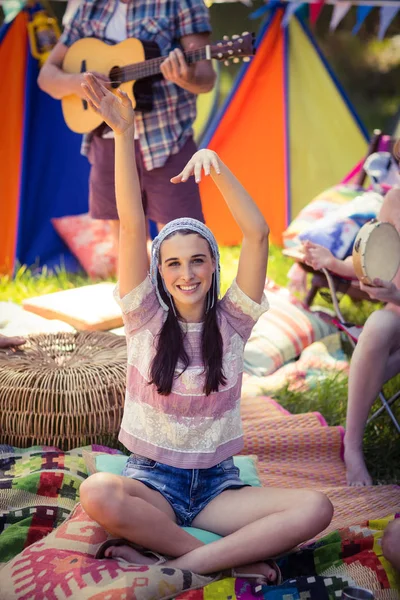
xmin=161 ymin=48 xmax=197 ymax=90
xmin=160 ymin=34 xmax=215 ymax=95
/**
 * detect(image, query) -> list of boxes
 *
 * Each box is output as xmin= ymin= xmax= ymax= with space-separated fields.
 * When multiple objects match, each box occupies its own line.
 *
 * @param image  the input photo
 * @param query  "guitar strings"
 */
xmin=109 ymin=48 xmax=207 ymax=82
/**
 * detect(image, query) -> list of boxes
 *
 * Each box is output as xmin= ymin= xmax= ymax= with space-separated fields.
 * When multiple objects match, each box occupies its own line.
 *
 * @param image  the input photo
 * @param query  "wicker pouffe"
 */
xmin=0 ymin=332 xmax=127 ymax=450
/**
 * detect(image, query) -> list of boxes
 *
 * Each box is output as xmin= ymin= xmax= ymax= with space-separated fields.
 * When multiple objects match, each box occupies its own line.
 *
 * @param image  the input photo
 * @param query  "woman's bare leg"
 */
xmin=163 ymin=486 xmax=333 ymax=575
xmin=81 ymin=474 xmax=332 ymax=578
xmin=80 ymin=472 xmax=204 ymax=559
xmin=344 ymin=309 xmax=400 ymax=486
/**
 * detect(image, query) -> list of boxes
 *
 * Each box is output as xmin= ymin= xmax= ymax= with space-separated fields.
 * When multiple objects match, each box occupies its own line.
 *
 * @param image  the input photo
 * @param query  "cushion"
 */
xmin=22 ymin=283 xmax=123 ymax=331
xmin=0 ymin=503 xmax=217 ymax=599
xmin=0 ymin=301 xmax=74 ymax=336
xmin=52 ymin=213 xmax=117 ymax=279
xmin=243 ymin=279 xmax=336 ymax=377
xmin=283 ymin=184 xmax=362 ymax=249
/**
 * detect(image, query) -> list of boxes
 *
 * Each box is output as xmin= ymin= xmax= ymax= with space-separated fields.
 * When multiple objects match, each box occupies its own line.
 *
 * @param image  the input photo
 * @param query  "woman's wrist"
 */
xmin=114 ymin=125 xmax=136 ymax=140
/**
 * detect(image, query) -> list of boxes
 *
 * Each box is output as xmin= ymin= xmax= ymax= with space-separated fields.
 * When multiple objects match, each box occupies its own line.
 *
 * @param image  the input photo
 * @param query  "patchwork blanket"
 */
xmin=0 ymin=444 xmax=117 ymax=567
xmin=1 ymin=399 xmax=400 ymax=599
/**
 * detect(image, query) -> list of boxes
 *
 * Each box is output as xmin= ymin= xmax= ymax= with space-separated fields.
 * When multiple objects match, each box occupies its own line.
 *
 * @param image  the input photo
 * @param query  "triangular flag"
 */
xmin=329 ymin=1 xmax=351 ymax=31
xmin=378 ymin=5 xmax=399 ymax=40
xmin=2 ymin=0 xmax=26 ymax=23
xmin=282 ymin=1 xmax=303 ymax=28
xmin=352 ymin=5 xmax=373 ymax=35
xmin=250 ymin=0 xmax=279 ymax=20
xmin=310 ymin=1 xmax=324 ymax=26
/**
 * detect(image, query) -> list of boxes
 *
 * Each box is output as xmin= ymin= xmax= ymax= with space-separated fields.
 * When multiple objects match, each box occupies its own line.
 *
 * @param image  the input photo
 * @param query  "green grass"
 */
xmin=1 ymin=245 xmax=399 ymax=483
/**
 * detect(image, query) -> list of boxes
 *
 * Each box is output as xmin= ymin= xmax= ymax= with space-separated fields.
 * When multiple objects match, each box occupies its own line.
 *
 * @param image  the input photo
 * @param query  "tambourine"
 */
xmin=352 ymin=220 xmax=400 ymax=285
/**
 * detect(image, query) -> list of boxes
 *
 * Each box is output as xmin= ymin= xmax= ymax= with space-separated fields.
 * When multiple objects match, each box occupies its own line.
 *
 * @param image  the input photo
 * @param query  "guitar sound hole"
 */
xmin=109 ymin=66 xmax=121 ymax=89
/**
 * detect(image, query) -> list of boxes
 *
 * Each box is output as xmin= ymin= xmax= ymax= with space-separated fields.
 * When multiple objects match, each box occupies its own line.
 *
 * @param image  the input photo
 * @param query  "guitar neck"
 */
xmin=119 ymin=46 xmax=208 ymax=82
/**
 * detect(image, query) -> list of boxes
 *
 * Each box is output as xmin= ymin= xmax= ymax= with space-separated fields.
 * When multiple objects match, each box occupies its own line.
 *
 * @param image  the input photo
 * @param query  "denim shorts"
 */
xmin=122 ymin=454 xmax=247 ymax=527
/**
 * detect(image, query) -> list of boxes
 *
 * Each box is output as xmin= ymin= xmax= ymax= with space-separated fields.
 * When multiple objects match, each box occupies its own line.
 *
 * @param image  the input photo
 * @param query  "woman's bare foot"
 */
xmin=104 ymin=544 xmax=159 ymax=565
xmin=234 ymin=560 xmax=278 ymax=583
xmin=344 ymin=444 xmax=373 ymax=486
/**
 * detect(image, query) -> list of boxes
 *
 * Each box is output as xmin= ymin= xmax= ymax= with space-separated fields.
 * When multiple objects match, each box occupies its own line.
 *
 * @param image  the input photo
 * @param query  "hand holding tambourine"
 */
xmin=352 ymin=221 xmax=400 ymax=286
xmin=359 ymin=278 xmax=400 ymax=304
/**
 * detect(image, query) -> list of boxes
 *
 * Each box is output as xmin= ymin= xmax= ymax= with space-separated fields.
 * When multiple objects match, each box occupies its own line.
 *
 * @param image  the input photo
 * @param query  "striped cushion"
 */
xmin=244 ymin=280 xmax=336 ymax=377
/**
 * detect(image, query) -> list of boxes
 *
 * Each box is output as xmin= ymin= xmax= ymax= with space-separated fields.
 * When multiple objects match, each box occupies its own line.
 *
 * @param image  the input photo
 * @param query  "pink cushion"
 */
xmin=52 ymin=213 xmax=117 ymax=278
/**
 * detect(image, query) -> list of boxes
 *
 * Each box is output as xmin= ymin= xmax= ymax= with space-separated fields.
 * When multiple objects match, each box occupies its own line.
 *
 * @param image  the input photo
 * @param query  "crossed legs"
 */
xmin=344 ymin=307 xmax=400 ymax=486
xmin=80 ymin=472 xmax=333 ymax=577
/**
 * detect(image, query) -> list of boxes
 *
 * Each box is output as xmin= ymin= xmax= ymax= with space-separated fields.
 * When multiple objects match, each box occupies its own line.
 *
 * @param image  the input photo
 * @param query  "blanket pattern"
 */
xmin=1 ymin=403 xmax=400 ymax=599
xmin=177 ymin=516 xmax=400 ymax=598
xmin=0 ymin=444 xmax=117 ymax=566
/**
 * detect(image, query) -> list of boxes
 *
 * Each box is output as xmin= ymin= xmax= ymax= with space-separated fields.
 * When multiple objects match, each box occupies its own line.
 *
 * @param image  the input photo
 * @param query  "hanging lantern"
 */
xmin=27 ymin=8 xmax=61 ymax=67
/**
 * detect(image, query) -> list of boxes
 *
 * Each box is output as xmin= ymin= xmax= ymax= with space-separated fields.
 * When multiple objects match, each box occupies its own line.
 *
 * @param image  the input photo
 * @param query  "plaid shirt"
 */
xmin=60 ymin=0 xmax=211 ymax=171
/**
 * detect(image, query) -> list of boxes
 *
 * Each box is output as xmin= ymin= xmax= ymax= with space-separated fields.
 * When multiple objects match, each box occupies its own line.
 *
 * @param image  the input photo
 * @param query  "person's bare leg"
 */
xmin=109 ymin=219 xmax=120 ymax=275
xmin=382 ymin=519 xmax=400 ymax=571
xmin=162 ymin=486 xmax=333 ymax=576
xmin=344 ymin=309 xmax=400 ymax=486
xmin=80 ymin=472 xmax=204 ymax=562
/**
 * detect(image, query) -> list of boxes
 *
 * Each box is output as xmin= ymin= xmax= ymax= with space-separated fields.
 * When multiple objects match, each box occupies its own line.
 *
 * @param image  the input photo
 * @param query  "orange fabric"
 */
xmin=0 ymin=13 xmax=27 ymax=274
xmin=200 ymin=11 xmax=287 ymax=245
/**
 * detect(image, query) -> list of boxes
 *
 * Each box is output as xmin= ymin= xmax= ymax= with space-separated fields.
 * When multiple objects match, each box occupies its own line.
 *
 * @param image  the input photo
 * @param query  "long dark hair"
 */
xmin=149 ymin=231 xmax=226 ymax=396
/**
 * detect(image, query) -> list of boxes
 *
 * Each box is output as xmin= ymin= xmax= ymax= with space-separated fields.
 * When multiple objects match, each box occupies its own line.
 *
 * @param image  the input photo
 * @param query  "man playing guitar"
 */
xmin=38 ymin=0 xmax=216 ymax=256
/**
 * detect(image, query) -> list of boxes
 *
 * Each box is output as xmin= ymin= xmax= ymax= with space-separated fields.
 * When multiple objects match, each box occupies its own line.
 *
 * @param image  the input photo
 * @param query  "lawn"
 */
xmin=1 ymin=243 xmax=399 ymax=484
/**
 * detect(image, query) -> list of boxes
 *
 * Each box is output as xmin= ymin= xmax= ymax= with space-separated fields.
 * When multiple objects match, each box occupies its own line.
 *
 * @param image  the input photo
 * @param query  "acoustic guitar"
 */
xmin=62 ymin=33 xmax=255 ymax=134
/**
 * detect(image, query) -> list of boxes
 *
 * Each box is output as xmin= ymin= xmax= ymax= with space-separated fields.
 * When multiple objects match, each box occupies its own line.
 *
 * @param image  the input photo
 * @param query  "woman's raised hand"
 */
xmin=171 ymin=149 xmax=221 ymax=184
xmin=81 ymin=73 xmax=135 ymax=136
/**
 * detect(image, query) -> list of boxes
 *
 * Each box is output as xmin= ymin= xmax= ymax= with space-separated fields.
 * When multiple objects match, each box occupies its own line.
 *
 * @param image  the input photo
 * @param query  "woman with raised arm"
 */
xmin=79 ymin=73 xmax=333 ymax=586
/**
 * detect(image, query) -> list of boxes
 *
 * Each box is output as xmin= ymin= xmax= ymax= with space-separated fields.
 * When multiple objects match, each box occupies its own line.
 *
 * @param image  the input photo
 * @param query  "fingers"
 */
xmin=210 ymin=154 xmax=221 ymax=175
xmin=170 ymin=163 xmax=194 ymax=184
xmin=170 ymin=151 xmax=218 ymax=184
xmin=116 ymin=88 xmax=132 ymax=107
xmin=82 ymin=73 xmax=108 ymax=106
xmin=194 ymin=161 xmax=202 ymax=183
xmin=161 ymin=49 xmax=189 ymax=82
xmin=373 ymin=278 xmax=391 ymax=289
xmin=0 ymin=335 xmax=26 ymax=349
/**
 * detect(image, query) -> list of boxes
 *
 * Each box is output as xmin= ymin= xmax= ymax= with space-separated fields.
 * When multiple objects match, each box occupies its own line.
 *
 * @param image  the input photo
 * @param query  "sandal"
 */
xmin=95 ymin=538 xmax=167 ymax=565
xmin=231 ymin=559 xmax=282 ymax=586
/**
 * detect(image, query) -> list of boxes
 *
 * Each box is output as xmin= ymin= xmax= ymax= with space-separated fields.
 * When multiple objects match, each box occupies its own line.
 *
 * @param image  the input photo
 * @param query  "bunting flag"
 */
xmin=352 ymin=4 xmax=373 ymax=34
xmin=249 ymin=0 xmax=279 ymax=20
xmin=378 ymin=5 xmax=399 ymax=40
xmin=281 ymin=1 xmax=303 ymax=28
xmin=309 ymin=1 xmax=324 ymax=25
xmin=2 ymin=0 xmax=26 ymax=23
xmin=329 ymin=1 xmax=351 ymax=31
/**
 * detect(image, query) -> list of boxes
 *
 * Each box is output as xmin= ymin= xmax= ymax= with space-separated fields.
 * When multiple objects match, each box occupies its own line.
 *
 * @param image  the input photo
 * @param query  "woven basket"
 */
xmin=0 ymin=332 xmax=127 ymax=450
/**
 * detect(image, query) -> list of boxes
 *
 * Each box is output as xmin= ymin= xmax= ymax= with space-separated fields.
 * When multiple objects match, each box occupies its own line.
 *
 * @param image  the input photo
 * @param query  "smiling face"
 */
xmin=159 ymin=232 xmax=215 ymax=318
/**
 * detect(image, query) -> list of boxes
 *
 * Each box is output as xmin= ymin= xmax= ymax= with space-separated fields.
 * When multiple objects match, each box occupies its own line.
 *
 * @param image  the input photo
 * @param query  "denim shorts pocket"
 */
xmin=217 ymin=457 xmax=240 ymax=476
xmin=128 ymin=454 xmax=157 ymax=469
